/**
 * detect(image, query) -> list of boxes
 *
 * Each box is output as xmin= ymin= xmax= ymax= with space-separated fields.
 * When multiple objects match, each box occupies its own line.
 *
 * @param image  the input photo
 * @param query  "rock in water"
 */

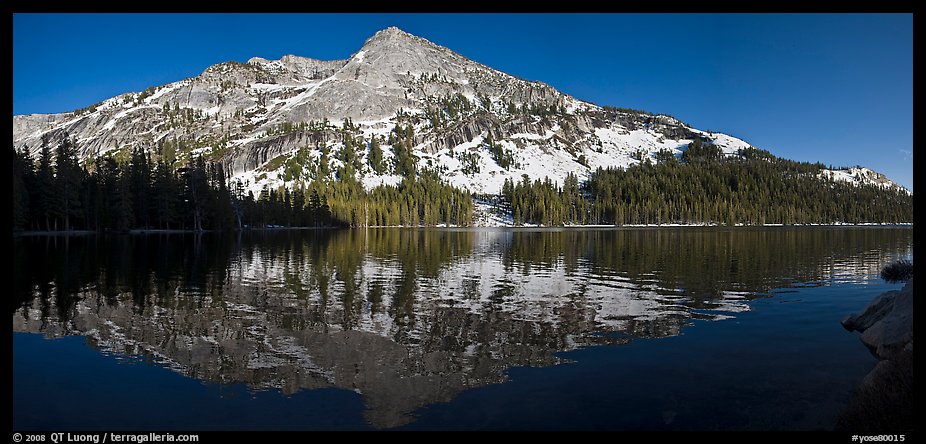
xmin=841 ymin=279 xmax=913 ymax=360
xmin=836 ymin=278 xmax=914 ymax=431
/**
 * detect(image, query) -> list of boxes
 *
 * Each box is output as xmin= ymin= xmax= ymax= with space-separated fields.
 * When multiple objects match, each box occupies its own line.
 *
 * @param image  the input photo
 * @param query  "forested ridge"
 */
xmin=11 ymin=136 xmax=911 ymax=232
xmin=11 ymin=130 xmax=473 ymax=232
xmin=498 ymin=141 xmax=912 ymax=226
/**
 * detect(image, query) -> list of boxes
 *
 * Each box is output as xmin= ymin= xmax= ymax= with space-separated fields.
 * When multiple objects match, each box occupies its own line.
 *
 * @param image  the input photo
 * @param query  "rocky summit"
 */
xmin=12 ymin=27 xmax=907 ymax=198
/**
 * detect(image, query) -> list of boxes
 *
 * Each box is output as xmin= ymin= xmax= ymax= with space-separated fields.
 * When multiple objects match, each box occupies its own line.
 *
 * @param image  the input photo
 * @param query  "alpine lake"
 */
xmin=12 ymin=226 xmax=912 ymax=430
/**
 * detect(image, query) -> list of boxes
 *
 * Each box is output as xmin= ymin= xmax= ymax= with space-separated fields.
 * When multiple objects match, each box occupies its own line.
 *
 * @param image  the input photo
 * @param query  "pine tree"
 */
xmin=151 ymin=158 xmax=176 ymax=229
xmin=54 ymin=137 xmax=85 ymax=231
xmin=129 ymin=147 xmax=151 ymax=228
xmin=368 ymin=136 xmax=385 ymax=174
xmin=36 ymin=138 xmax=57 ymax=230
xmin=12 ymin=146 xmax=33 ymax=230
xmin=112 ymin=164 xmax=134 ymax=231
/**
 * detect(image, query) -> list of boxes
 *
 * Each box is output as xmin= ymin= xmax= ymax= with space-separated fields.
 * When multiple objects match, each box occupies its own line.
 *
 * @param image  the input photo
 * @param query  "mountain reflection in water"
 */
xmin=12 ymin=228 xmax=912 ymax=428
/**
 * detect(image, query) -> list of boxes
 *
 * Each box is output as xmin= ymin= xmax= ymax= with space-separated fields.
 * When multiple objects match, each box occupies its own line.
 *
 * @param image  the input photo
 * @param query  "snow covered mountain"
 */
xmin=12 ymin=26 xmax=909 ymax=197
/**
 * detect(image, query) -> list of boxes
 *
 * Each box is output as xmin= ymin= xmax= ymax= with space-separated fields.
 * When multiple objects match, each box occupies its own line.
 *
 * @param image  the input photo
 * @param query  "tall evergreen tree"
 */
xmin=54 ymin=137 xmax=84 ymax=231
xmin=128 ymin=147 xmax=152 ymax=228
xmin=368 ymin=136 xmax=385 ymax=174
xmin=151 ymin=158 xmax=177 ymax=229
xmin=12 ymin=146 xmax=33 ymax=230
xmin=36 ymin=138 xmax=57 ymax=230
xmin=112 ymin=163 xmax=134 ymax=231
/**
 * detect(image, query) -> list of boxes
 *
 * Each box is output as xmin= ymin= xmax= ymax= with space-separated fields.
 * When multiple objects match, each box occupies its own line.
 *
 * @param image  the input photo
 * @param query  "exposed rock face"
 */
xmin=11 ymin=26 xmax=908 ymax=196
xmin=835 ymin=348 xmax=913 ymax=431
xmin=837 ymin=278 xmax=914 ymax=431
xmin=841 ymin=279 xmax=913 ymax=360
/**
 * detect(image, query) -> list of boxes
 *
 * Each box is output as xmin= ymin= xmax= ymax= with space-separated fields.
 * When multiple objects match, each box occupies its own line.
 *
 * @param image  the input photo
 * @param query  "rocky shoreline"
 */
xmin=837 ymin=279 xmax=913 ymax=430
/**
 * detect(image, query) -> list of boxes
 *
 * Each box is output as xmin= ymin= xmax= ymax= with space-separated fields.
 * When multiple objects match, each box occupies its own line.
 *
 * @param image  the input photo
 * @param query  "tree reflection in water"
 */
xmin=12 ymin=227 xmax=912 ymax=428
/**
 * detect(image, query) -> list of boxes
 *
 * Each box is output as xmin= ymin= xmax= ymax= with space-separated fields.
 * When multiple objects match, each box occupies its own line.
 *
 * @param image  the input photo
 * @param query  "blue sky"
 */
xmin=13 ymin=13 xmax=913 ymax=190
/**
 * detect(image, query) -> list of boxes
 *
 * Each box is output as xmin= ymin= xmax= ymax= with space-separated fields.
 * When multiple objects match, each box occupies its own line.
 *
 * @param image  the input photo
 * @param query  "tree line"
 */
xmin=13 ymin=136 xmax=246 ymax=232
xmin=497 ymin=141 xmax=912 ymax=226
xmin=12 ymin=134 xmax=474 ymax=232
xmin=12 ymin=135 xmax=911 ymax=232
xmin=501 ymin=172 xmax=588 ymax=226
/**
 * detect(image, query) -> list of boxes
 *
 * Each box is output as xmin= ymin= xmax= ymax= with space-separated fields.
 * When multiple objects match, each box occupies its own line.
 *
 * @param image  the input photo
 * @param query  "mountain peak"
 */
xmin=374 ymin=26 xmax=415 ymax=39
xmin=361 ymin=26 xmax=437 ymax=52
xmin=11 ymin=26 xmax=911 ymax=204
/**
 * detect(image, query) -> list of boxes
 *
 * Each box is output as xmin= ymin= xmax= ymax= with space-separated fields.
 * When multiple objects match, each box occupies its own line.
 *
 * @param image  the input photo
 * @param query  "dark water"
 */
xmin=12 ymin=227 xmax=913 ymax=430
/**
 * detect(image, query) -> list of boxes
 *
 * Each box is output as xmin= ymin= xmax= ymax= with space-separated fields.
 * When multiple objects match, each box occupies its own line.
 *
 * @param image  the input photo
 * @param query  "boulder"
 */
xmin=842 ymin=279 xmax=913 ymax=360
xmin=840 ymin=288 xmax=901 ymax=331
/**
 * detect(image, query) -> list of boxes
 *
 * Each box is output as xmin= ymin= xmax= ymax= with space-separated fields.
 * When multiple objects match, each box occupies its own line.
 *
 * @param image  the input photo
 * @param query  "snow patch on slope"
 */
xmin=819 ymin=166 xmax=910 ymax=194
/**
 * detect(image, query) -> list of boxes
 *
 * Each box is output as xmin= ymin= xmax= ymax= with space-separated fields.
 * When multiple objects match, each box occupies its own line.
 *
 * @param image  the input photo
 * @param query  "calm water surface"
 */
xmin=12 ymin=227 xmax=913 ymax=430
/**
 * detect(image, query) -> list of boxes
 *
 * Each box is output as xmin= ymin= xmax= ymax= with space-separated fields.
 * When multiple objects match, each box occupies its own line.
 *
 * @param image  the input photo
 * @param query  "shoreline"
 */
xmin=12 ymin=227 xmax=342 ymax=237
xmin=12 ymin=222 xmax=913 ymax=236
xmin=837 ymin=279 xmax=914 ymax=430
